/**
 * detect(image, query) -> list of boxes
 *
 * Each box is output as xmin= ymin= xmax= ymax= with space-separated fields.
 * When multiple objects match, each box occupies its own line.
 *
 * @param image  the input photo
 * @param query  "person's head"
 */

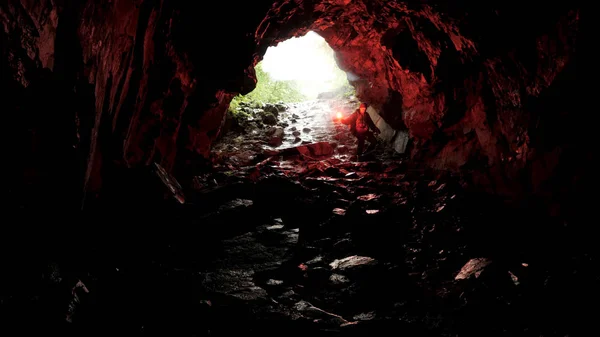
xmin=359 ymin=103 xmax=367 ymax=114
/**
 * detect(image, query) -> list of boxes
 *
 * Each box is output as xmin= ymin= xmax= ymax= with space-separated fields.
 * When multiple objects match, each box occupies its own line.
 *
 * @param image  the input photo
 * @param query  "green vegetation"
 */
xmin=228 ymin=62 xmax=306 ymax=114
xmin=228 ymin=34 xmax=356 ymax=116
xmin=341 ymin=82 xmax=356 ymax=99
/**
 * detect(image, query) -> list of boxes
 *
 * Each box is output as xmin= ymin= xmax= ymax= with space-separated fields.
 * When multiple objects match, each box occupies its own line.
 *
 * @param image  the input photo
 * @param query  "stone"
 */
xmin=357 ymin=193 xmax=379 ymax=201
xmin=264 ymin=103 xmax=279 ymax=116
xmin=262 ymin=112 xmax=278 ymax=125
xmin=296 ymin=142 xmax=334 ymax=157
xmin=266 ymin=279 xmax=284 ymax=286
xmin=306 ymin=256 xmax=323 ymax=265
xmin=455 ymin=258 xmax=493 ymax=280
xmin=393 ymin=129 xmax=410 ymax=154
xmin=353 ymin=312 xmax=376 ymax=321
xmin=330 ymin=256 xmax=376 ymax=270
xmin=218 ymin=199 xmax=253 ymax=212
xmin=268 ymin=127 xmax=284 ymax=147
xmin=329 ymin=273 xmax=350 ymax=284
xmin=332 ymin=208 xmax=346 ymax=215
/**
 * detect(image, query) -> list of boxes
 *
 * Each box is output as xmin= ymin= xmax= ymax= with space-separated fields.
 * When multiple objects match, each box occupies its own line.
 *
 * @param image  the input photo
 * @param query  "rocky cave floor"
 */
xmin=2 ymin=99 xmax=594 ymax=337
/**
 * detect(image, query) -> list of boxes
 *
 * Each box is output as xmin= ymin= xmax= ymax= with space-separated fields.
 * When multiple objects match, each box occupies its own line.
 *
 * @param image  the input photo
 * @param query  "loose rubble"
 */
xmin=11 ymin=97 xmax=591 ymax=337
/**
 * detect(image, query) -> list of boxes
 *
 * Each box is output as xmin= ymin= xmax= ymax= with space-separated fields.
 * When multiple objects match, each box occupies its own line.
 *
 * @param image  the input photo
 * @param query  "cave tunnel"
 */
xmin=0 ymin=1 xmax=591 ymax=336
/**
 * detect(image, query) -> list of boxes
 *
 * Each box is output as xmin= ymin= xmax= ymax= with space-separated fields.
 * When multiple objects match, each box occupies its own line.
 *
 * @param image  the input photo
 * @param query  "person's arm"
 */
xmin=341 ymin=112 xmax=357 ymax=125
xmin=366 ymin=113 xmax=380 ymax=133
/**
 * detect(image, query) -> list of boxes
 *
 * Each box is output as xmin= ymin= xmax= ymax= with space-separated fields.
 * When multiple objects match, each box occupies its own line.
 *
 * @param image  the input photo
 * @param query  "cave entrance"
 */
xmin=231 ymin=31 xmax=355 ymax=108
xmin=259 ymin=31 xmax=354 ymax=101
xmin=217 ymin=31 xmax=361 ymax=164
xmin=227 ymin=31 xmax=357 ymax=134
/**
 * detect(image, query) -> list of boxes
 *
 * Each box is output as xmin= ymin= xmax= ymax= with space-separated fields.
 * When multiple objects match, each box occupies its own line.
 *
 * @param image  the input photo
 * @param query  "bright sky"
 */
xmin=261 ymin=31 xmax=349 ymax=98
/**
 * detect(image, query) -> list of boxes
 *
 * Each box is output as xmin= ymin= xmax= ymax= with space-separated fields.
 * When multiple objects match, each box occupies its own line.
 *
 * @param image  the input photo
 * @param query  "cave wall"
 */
xmin=2 ymin=0 xmax=583 ymax=214
xmin=1 ymin=0 xmax=273 ymax=209
xmin=256 ymin=0 xmax=582 ymax=210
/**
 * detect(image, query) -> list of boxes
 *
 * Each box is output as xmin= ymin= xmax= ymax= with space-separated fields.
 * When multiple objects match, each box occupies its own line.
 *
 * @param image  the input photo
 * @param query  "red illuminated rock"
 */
xmin=2 ymin=0 xmax=582 ymax=212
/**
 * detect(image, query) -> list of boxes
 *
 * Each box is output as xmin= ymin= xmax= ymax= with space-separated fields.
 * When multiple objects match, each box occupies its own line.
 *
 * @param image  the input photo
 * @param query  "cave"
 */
xmin=0 ymin=1 xmax=590 ymax=336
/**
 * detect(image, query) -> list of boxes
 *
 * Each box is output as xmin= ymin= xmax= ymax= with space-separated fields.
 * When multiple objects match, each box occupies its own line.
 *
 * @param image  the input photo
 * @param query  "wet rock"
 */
xmin=296 ymin=142 xmax=334 ymax=157
xmin=229 ymin=285 xmax=269 ymax=301
xmin=292 ymin=131 xmax=301 ymax=137
xmin=455 ymin=258 xmax=492 ymax=280
xmin=356 ymin=193 xmax=379 ymax=201
xmin=276 ymin=290 xmax=300 ymax=304
xmin=337 ymin=145 xmax=349 ymax=154
xmin=201 ymin=218 xmax=299 ymax=303
xmin=330 ymin=273 xmax=350 ymax=285
xmin=302 ymin=128 xmax=312 ymax=133
xmin=266 ymin=224 xmax=284 ymax=230
xmin=218 ymin=198 xmax=253 ymax=212
xmin=293 ymin=300 xmax=349 ymax=326
xmin=305 ymin=256 xmax=323 ymax=265
xmin=292 ymin=114 xmax=300 ymax=119
xmin=66 ymin=280 xmax=90 ymax=323
xmin=353 ymin=312 xmax=376 ymax=321
xmin=264 ymin=103 xmax=279 ymax=116
xmin=262 ymin=112 xmax=277 ymax=125
xmin=266 ymin=279 xmax=284 ymax=286
xmin=293 ymin=137 xmax=302 ymax=143
xmin=290 ymin=126 xmax=297 ymax=131
xmin=275 ymin=103 xmax=287 ymax=112
xmin=229 ymin=150 xmax=256 ymax=166
xmin=330 ymin=256 xmax=376 ymax=270
xmin=332 ymin=208 xmax=346 ymax=215
xmin=393 ymin=130 xmax=410 ymax=153
xmin=268 ymin=127 xmax=284 ymax=147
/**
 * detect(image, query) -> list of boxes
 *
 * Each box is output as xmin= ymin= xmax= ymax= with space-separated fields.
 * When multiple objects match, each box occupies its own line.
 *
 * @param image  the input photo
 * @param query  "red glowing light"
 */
xmin=336 ymin=112 xmax=343 ymax=119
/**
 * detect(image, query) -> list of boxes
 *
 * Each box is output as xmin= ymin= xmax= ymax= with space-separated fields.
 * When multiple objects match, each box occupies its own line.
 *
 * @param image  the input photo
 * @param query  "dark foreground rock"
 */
xmin=3 ymin=154 xmax=594 ymax=337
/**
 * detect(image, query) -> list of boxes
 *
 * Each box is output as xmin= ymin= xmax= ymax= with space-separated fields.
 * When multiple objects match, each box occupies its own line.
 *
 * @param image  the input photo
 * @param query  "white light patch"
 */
xmin=261 ymin=31 xmax=350 ymax=99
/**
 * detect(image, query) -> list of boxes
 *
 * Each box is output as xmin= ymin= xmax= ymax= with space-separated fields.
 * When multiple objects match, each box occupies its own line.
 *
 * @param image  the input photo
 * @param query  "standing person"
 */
xmin=341 ymin=102 xmax=380 ymax=158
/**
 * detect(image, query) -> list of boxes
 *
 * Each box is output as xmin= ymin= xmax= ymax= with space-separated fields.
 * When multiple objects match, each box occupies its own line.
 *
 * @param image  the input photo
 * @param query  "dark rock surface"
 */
xmin=1 ymin=1 xmax=584 ymax=212
xmin=0 ymin=1 xmax=591 ymax=337
xmin=3 ymin=151 xmax=594 ymax=336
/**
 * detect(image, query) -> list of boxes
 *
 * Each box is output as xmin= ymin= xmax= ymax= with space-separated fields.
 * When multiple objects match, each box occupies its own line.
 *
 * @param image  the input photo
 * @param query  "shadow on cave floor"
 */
xmin=1 ymin=100 xmax=596 ymax=336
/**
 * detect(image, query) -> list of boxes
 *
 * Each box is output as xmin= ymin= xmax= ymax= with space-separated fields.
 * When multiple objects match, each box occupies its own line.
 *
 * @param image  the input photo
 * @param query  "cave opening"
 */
xmin=222 ymin=31 xmax=359 ymax=148
xmin=1 ymin=1 xmax=589 ymax=337
xmin=214 ymin=31 xmax=373 ymax=166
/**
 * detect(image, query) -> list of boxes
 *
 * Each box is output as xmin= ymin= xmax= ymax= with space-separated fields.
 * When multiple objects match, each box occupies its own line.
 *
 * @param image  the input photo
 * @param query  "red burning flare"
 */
xmin=336 ymin=112 xmax=343 ymax=119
